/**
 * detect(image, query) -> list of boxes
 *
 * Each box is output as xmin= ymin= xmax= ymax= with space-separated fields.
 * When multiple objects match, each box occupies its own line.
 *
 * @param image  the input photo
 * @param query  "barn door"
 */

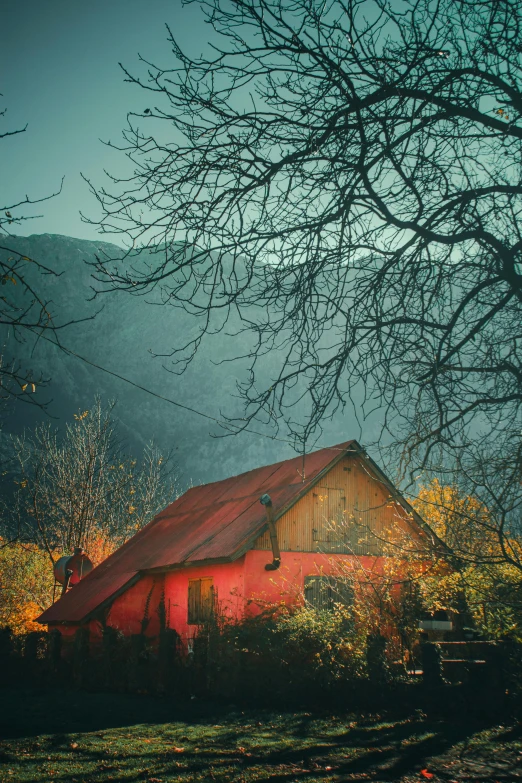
xmin=312 ymin=488 xmax=346 ymax=551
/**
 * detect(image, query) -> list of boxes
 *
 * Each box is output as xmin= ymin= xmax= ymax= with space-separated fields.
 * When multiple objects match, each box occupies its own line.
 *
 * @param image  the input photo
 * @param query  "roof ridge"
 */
xmin=183 ymin=440 xmax=356 ymax=491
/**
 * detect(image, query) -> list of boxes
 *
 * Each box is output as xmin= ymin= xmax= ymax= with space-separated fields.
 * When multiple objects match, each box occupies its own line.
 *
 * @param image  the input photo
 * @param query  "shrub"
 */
xmin=272 ymin=605 xmax=367 ymax=685
xmin=197 ymin=603 xmax=368 ymax=703
xmin=101 ymin=626 xmax=130 ymax=690
xmin=72 ymin=626 xmax=90 ymax=687
xmin=421 ymin=641 xmax=445 ymax=688
xmin=366 ymin=632 xmax=390 ymax=683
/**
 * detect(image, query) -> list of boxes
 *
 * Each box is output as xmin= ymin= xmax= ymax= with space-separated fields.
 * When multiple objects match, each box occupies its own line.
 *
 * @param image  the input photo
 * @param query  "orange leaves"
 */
xmin=87 ymin=533 xmax=117 ymax=566
xmin=0 ymin=541 xmax=54 ymax=634
xmin=496 ymin=108 xmax=510 ymax=121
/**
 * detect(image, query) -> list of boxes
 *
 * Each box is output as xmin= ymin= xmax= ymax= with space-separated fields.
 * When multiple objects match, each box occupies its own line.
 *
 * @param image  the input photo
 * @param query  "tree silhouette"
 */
xmin=0 ymin=103 xmax=89 ymax=410
xmin=86 ymin=0 xmax=522 ymax=480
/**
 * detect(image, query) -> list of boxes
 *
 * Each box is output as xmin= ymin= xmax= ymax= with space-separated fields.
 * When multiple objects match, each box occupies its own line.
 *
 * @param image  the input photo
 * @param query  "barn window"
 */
xmin=188 ymin=577 xmax=214 ymax=624
xmin=304 ymin=576 xmax=354 ymax=611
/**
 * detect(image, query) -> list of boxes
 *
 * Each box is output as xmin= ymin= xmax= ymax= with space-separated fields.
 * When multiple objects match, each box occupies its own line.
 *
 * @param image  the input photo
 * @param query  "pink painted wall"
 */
xmin=163 ymin=558 xmax=246 ymax=642
xmin=106 ymin=574 xmax=165 ymax=637
xmin=48 ymin=552 xmax=395 ymax=645
xmin=100 ymin=551 xmax=390 ymax=641
xmin=243 ymin=549 xmax=387 ymax=615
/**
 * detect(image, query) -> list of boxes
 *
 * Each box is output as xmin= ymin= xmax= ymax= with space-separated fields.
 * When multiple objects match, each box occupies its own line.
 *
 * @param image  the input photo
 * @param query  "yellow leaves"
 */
xmin=73 ymin=410 xmax=89 ymax=421
xmin=1 ymin=275 xmax=16 ymax=286
xmin=422 ymin=570 xmax=462 ymax=613
xmin=128 ymin=505 xmax=136 ymax=514
xmin=20 ymin=383 xmax=36 ymax=393
xmin=0 ymin=541 xmax=54 ymax=634
xmin=415 ymin=479 xmax=496 ymax=558
xmin=496 ymin=107 xmax=510 ymax=121
xmin=21 ymin=383 xmax=28 ymax=392
xmin=20 ymin=479 xmax=28 ymax=488
xmin=412 ymin=479 xmax=522 ymax=637
xmin=87 ymin=531 xmax=117 ymax=565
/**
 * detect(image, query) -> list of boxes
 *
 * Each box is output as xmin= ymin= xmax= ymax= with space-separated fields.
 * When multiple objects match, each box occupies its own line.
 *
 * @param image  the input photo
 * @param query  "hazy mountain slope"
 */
xmin=1 ymin=234 xmax=367 ymax=485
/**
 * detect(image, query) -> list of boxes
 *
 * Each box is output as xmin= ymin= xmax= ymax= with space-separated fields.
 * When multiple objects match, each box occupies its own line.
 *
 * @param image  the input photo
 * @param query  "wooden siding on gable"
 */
xmin=253 ymin=455 xmax=411 ymax=555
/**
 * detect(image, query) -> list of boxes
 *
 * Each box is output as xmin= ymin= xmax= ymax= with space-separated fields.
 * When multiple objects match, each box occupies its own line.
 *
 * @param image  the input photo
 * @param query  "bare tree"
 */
xmin=1 ymin=102 xmax=91 ymax=410
xmin=85 ymin=0 xmax=522 ymax=475
xmin=7 ymin=397 xmax=179 ymax=562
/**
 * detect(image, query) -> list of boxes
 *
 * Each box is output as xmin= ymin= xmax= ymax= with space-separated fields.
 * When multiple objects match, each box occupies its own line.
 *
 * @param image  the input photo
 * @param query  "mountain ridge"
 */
xmin=1 ymin=233 xmax=365 ymax=486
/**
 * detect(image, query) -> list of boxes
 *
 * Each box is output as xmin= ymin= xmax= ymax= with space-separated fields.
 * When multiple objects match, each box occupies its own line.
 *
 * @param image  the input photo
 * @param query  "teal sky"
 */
xmin=1 ymin=0 xmax=209 ymax=245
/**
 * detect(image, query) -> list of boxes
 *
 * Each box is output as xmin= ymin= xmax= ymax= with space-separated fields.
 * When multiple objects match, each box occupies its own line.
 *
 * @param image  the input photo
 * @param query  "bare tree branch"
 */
xmin=83 ymin=0 xmax=522 ymax=490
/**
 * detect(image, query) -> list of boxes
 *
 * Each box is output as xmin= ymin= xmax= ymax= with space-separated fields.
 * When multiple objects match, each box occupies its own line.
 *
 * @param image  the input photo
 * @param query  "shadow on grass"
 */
xmin=0 ymin=686 xmax=224 ymax=740
xmin=1 ymin=685 xmax=517 ymax=783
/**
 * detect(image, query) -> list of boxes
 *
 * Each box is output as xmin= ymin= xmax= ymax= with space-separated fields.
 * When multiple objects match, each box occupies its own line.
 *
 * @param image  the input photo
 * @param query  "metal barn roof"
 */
xmin=38 ymin=440 xmax=358 ymax=624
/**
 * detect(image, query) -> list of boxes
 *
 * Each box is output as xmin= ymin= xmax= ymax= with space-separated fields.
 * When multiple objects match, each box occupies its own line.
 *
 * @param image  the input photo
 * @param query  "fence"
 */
xmin=420 ymin=640 xmax=522 ymax=692
xmin=1 ymin=625 xmax=521 ymax=708
xmin=0 ymin=625 xmax=196 ymax=696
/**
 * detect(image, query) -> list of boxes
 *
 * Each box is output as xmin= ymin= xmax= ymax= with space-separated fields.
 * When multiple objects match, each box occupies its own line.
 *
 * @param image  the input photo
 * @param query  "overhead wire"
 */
xmin=28 ymin=328 xmax=311 ymax=448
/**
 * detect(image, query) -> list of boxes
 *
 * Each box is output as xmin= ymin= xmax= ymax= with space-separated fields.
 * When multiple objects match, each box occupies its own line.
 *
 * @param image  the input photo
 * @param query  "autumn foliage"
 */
xmin=0 ymin=540 xmax=54 ymax=634
xmin=412 ymin=480 xmax=522 ymax=640
xmin=0 ymin=398 xmax=178 ymax=634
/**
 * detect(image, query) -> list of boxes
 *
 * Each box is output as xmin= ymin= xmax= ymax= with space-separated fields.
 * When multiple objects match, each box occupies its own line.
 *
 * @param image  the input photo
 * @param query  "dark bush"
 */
xmin=1 ymin=620 xmax=519 ymax=712
xmin=158 ymin=628 xmax=182 ymax=693
xmin=0 ymin=626 xmax=14 ymax=661
xmin=48 ymin=629 xmax=62 ymax=672
xmin=102 ymin=626 xmax=130 ymax=691
xmin=422 ymin=642 xmax=445 ymax=688
xmin=191 ymin=605 xmax=368 ymax=704
xmin=366 ymin=633 xmax=390 ymax=684
xmin=24 ymin=631 xmax=47 ymax=662
xmin=72 ymin=626 xmax=90 ymax=687
xmin=128 ymin=633 xmax=151 ymax=692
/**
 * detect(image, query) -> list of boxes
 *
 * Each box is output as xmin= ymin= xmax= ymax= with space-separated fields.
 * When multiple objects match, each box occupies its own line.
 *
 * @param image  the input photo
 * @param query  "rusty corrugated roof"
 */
xmin=38 ymin=440 xmax=357 ymax=624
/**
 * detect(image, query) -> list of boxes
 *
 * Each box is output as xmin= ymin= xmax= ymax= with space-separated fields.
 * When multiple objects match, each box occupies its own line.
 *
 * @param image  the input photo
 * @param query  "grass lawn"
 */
xmin=0 ymin=687 xmax=521 ymax=783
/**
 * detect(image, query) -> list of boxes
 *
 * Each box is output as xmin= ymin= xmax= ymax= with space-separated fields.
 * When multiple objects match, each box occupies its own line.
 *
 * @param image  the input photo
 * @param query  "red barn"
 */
xmin=38 ymin=440 xmax=441 ymax=644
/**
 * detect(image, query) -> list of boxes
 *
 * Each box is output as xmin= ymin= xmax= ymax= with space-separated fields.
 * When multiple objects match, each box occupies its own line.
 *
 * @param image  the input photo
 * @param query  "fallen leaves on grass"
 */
xmin=97 ymin=762 xmax=120 ymax=772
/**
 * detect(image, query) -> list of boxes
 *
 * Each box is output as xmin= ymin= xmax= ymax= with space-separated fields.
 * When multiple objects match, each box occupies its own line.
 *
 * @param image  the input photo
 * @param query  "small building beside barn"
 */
xmin=37 ymin=441 xmax=444 ymax=644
